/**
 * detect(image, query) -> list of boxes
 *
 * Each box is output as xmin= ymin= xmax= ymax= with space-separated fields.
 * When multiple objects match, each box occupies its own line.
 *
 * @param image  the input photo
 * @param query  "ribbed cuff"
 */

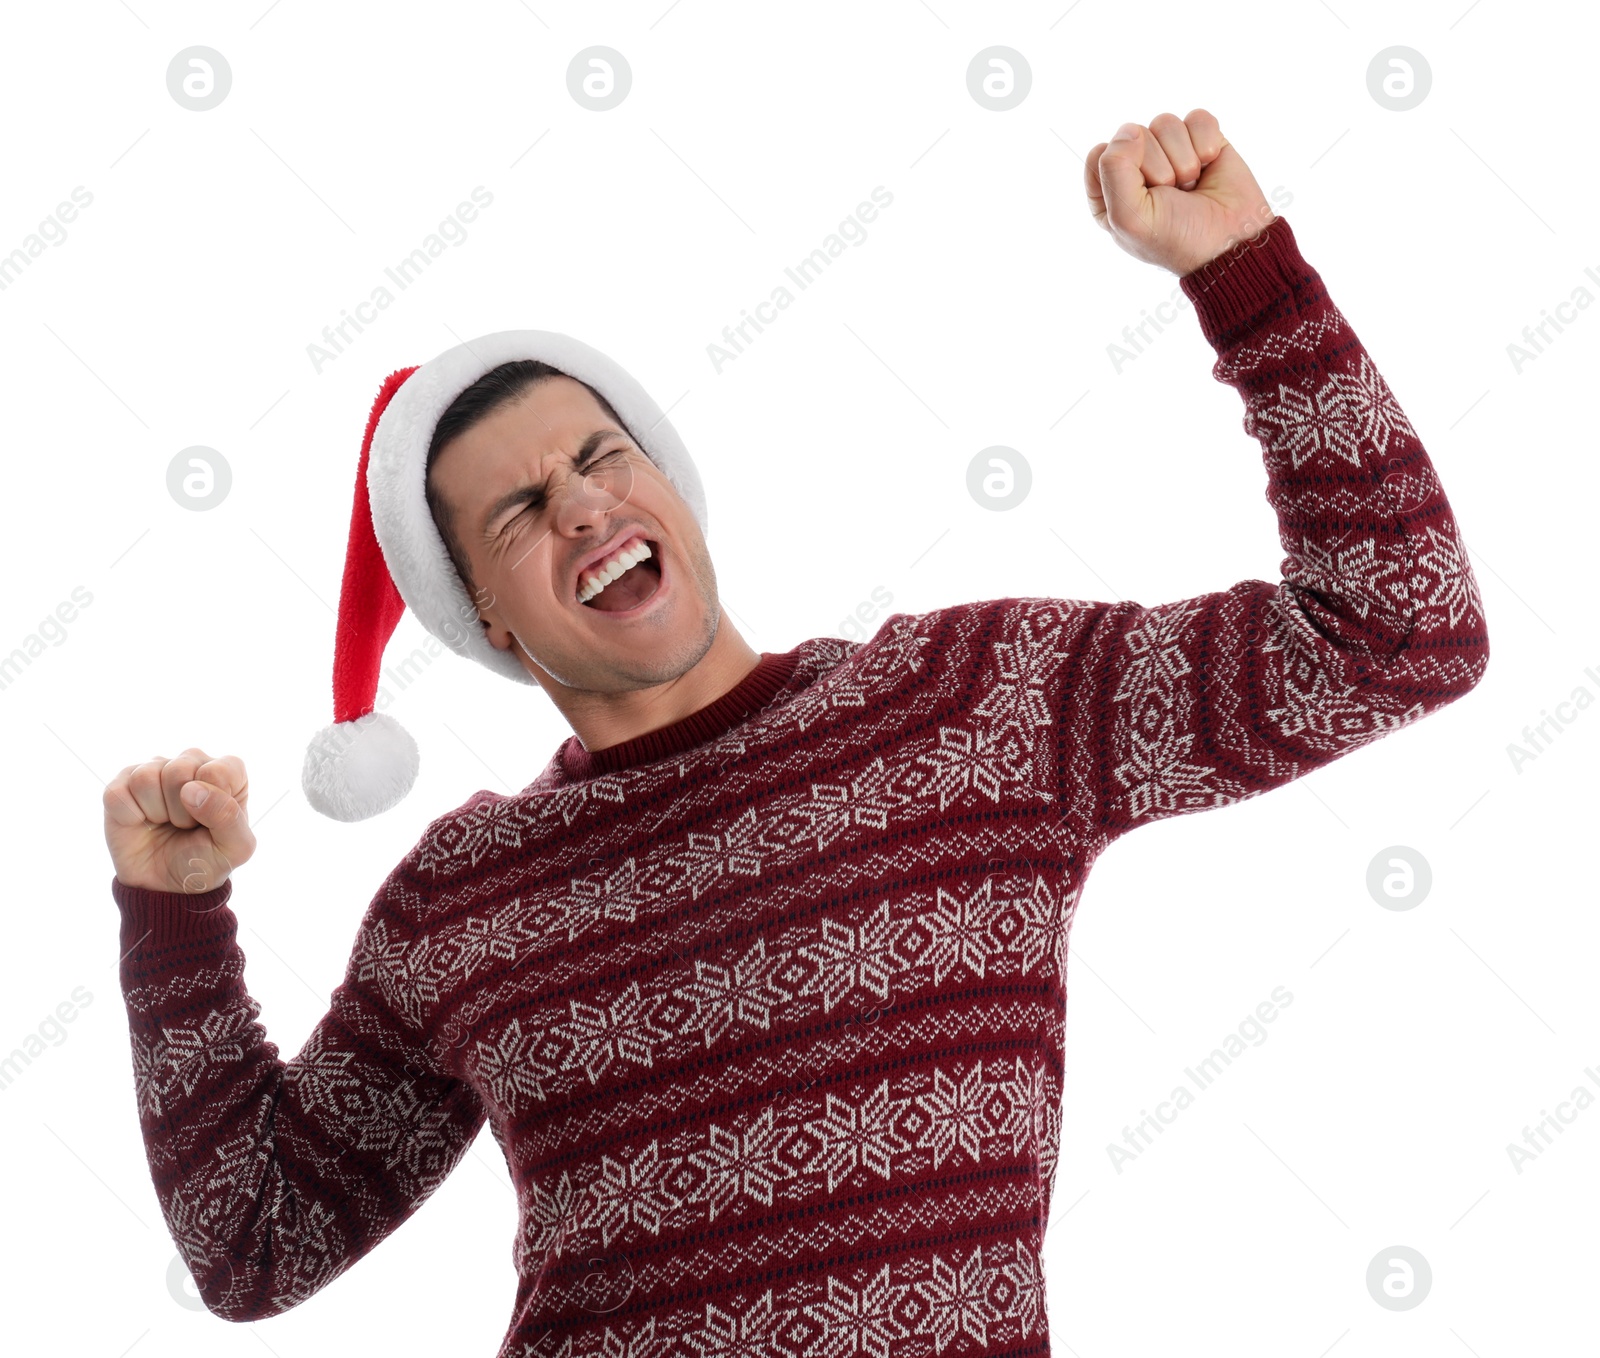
xmin=1178 ymin=214 xmax=1321 ymax=351
xmin=111 ymin=874 xmax=236 ymax=953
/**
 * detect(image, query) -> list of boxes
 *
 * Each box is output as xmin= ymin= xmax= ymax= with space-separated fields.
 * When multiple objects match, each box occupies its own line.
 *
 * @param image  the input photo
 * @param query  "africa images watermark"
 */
xmin=305 ymin=186 xmax=495 ymax=374
xmin=837 ymin=585 xmax=895 ymax=644
xmin=1505 ymin=262 xmax=1600 ymax=374
xmin=0 ymin=186 xmax=94 ymax=294
xmin=1106 ymin=985 xmax=1295 ymax=1174
xmin=1505 ymin=1064 xmax=1600 ymax=1174
xmin=0 ymin=586 xmax=94 ymax=695
xmin=1504 ymin=659 xmax=1600 ymax=772
xmin=0 ymin=986 xmax=95 ymax=1093
xmin=705 ymin=185 xmax=894 ymax=374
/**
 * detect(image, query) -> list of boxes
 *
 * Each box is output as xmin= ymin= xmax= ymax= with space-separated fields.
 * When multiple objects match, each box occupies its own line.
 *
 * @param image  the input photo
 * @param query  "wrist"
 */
xmin=1177 ymin=215 xmax=1321 ymax=350
xmin=1179 ymin=211 xmax=1278 ymax=277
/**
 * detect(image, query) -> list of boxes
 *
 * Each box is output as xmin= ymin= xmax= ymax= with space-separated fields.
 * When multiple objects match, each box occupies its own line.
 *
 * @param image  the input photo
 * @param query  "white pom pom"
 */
xmin=302 ymin=711 xmax=420 ymax=822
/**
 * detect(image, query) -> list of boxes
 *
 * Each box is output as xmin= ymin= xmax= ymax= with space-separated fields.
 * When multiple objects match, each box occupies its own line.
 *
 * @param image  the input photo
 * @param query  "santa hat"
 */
xmin=301 ymin=329 xmax=708 ymax=822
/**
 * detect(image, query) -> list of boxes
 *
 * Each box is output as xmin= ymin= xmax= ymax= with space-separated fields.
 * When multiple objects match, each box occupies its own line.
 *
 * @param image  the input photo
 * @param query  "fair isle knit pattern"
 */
xmin=111 ymin=215 xmax=1488 ymax=1358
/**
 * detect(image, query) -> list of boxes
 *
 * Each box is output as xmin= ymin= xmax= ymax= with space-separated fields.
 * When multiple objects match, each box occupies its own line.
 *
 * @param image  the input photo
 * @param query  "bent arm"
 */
xmin=1057 ymin=214 xmax=1490 ymax=843
xmin=112 ymin=869 xmax=485 ymax=1320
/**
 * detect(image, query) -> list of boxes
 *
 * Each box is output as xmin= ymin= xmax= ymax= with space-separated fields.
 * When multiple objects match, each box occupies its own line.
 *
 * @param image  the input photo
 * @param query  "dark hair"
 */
xmin=423 ymin=359 xmax=629 ymax=603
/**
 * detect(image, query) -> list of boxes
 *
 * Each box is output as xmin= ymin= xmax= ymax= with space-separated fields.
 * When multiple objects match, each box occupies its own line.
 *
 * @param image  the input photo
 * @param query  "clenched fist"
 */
xmin=104 ymin=748 xmax=256 ymax=894
xmin=1085 ymin=109 xmax=1275 ymax=277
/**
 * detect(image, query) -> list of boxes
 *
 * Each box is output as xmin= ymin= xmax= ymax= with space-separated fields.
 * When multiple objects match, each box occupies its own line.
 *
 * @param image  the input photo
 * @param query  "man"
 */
xmin=104 ymin=110 xmax=1489 ymax=1357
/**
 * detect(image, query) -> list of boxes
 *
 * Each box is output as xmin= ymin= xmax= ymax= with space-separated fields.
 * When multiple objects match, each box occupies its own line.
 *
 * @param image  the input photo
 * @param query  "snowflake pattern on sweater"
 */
xmin=111 ymin=216 xmax=1488 ymax=1357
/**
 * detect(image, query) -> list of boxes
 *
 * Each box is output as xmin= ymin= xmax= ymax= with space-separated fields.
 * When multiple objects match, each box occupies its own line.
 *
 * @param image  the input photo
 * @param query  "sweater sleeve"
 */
xmin=111 ymin=866 xmax=487 ymax=1321
xmin=1059 ymin=214 xmax=1490 ymax=844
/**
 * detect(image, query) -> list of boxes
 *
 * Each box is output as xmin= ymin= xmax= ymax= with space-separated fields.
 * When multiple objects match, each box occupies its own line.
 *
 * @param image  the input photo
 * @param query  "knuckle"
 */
xmin=211 ymin=754 xmax=247 ymax=789
xmin=1186 ymin=109 xmax=1221 ymax=145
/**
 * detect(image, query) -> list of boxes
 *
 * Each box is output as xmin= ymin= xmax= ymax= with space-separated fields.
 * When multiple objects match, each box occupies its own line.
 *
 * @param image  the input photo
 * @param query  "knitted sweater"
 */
xmin=112 ymin=215 xmax=1489 ymax=1358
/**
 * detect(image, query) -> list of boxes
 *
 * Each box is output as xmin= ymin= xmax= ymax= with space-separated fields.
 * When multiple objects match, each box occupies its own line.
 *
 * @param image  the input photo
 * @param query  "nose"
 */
xmin=552 ymin=459 xmax=634 ymax=531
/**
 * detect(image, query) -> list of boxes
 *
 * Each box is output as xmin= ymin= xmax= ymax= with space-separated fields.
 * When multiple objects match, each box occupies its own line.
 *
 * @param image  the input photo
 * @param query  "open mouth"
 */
xmin=577 ymin=536 xmax=665 ymax=615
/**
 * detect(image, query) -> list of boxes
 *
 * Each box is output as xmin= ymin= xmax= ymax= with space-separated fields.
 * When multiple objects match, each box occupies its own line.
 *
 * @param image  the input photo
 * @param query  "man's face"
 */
xmin=429 ymin=375 xmax=721 ymax=693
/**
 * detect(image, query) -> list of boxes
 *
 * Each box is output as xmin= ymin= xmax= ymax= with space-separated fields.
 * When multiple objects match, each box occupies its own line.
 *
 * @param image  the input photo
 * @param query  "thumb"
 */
xmin=1097 ymin=136 xmax=1155 ymax=244
xmin=181 ymin=779 xmax=256 ymax=869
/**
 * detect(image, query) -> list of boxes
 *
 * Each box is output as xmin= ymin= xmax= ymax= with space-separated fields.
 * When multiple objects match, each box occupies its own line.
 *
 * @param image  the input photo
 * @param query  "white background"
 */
xmin=0 ymin=1 xmax=1592 ymax=1354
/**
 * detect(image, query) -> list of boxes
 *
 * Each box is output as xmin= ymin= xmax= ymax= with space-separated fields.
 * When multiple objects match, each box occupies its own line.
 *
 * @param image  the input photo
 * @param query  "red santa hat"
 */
xmin=301 ymin=329 xmax=708 ymax=822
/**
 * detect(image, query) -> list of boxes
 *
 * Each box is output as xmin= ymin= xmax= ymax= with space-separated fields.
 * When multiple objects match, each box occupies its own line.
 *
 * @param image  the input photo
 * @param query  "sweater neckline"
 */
xmin=556 ymin=648 xmax=801 ymax=780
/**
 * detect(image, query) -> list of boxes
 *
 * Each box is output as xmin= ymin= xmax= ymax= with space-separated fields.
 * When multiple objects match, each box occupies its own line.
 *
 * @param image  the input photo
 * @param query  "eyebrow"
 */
xmin=479 ymin=429 xmax=626 ymax=533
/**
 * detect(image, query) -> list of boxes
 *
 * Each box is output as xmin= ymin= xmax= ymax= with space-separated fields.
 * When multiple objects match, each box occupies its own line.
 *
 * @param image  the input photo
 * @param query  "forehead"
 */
xmin=433 ymin=376 xmax=619 ymax=497
xmin=465 ymin=375 xmax=612 ymax=458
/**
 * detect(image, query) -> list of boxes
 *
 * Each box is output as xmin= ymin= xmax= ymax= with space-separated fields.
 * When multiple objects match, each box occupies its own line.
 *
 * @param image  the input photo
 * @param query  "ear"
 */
xmin=477 ymin=606 xmax=515 ymax=655
xmin=467 ymin=583 xmax=513 ymax=653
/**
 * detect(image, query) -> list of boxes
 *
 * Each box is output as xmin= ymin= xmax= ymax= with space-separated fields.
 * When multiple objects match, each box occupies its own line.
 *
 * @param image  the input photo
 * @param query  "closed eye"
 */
xmin=495 ymin=447 xmax=627 ymax=536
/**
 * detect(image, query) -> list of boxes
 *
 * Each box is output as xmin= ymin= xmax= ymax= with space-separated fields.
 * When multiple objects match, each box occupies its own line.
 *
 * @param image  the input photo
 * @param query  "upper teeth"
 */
xmin=578 ymin=537 xmax=653 ymax=603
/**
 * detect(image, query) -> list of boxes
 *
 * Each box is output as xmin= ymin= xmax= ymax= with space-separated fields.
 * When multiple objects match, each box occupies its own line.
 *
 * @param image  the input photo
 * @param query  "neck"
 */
xmin=545 ymin=621 xmax=763 ymax=756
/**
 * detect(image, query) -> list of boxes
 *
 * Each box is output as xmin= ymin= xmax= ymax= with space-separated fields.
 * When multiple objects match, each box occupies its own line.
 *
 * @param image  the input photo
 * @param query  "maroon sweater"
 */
xmin=112 ymin=216 xmax=1489 ymax=1358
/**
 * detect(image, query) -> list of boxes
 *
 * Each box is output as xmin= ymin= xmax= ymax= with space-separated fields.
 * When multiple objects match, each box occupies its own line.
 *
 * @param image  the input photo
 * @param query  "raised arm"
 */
xmin=1059 ymin=112 xmax=1489 ymax=843
xmin=105 ymin=752 xmax=485 ymax=1320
